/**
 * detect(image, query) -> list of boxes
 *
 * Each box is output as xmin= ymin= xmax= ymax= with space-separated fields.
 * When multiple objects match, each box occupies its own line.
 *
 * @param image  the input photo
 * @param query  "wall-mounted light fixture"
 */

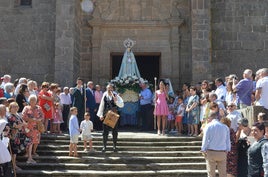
xmin=80 ymin=0 xmax=94 ymax=13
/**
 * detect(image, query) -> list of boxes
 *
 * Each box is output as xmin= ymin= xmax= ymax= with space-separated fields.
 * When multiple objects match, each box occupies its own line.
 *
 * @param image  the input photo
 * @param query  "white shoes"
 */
xmin=26 ymin=159 xmax=36 ymax=164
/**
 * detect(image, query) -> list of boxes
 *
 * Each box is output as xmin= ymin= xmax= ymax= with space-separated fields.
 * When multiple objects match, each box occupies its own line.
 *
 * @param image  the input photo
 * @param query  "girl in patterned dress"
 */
xmin=53 ymin=102 xmax=63 ymax=134
xmin=167 ymin=96 xmax=175 ymax=132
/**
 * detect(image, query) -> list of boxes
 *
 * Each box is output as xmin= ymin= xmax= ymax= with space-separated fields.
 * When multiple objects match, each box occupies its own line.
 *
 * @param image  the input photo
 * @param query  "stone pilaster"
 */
xmin=54 ymin=0 xmax=76 ymax=86
xmin=191 ymin=0 xmax=212 ymax=84
xmin=168 ymin=18 xmax=184 ymax=88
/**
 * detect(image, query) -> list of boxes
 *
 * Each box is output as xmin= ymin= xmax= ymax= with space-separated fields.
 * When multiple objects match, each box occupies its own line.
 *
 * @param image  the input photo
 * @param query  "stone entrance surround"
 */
xmin=54 ymin=0 xmax=187 ymax=88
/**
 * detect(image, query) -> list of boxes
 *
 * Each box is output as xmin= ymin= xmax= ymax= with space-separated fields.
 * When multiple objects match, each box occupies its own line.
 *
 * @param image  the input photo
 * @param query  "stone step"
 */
xmin=40 ymin=133 xmax=202 ymax=141
xmin=17 ymin=169 xmax=211 ymax=177
xmin=17 ymin=162 xmax=206 ymax=171
xmin=16 ymin=132 xmax=208 ymax=177
xmin=41 ymin=140 xmax=202 ymax=146
xmin=37 ymin=144 xmax=201 ymax=151
xmin=28 ymin=150 xmax=202 ymax=157
xmin=17 ymin=155 xmax=205 ymax=164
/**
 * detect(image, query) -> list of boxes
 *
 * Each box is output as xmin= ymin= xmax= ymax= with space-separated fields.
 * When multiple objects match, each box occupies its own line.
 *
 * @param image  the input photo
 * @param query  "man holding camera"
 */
xmin=232 ymin=69 xmax=253 ymax=109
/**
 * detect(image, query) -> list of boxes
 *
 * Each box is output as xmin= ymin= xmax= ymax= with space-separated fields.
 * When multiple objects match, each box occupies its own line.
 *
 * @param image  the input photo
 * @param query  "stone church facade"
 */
xmin=0 ymin=0 xmax=267 ymax=89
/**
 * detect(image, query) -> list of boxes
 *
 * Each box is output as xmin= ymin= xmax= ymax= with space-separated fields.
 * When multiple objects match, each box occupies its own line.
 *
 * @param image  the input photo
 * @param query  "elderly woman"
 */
xmin=22 ymin=95 xmax=44 ymax=164
xmin=7 ymin=102 xmax=28 ymax=170
xmin=4 ymin=82 xmax=14 ymax=99
xmin=27 ymin=80 xmax=39 ymax=97
xmin=247 ymin=122 xmax=268 ymax=177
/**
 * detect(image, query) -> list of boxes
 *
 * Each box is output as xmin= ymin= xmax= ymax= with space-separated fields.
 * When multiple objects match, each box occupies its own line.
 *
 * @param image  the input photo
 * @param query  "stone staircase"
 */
xmin=16 ymin=131 xmax=208 ymax=177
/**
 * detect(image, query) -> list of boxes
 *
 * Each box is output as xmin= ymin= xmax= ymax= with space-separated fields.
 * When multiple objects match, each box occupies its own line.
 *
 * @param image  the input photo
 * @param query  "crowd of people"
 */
xmin=141 ymin=68 xmax=268 ymax=177
xmin=0 ymin=67 xmax=268 ymax=177
xmin=0 ymin=76 xmax=106 ymax=176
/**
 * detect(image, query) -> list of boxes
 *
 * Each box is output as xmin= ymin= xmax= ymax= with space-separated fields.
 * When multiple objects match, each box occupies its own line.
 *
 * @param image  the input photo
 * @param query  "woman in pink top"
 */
xmin=154 ymin=81 xmax=169 ymax=135
xmin=94 ymin=85 xmax=103 ymax=104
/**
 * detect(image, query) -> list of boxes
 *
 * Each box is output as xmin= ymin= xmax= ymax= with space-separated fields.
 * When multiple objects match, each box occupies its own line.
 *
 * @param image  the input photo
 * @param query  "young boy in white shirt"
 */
xmin=80 ymin=112 xmax=94 ymax=152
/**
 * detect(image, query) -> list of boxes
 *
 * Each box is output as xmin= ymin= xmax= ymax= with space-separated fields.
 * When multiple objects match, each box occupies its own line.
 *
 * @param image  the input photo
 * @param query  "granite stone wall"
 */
xmin=210 ymin=0 xmax=268 ymax=79
xmin=0 ymin=0 xmax=56 ymax=82
xmin=0 ymin=0 xmax=267 ymax=88
xmin=54 ymin=0 xmax=76 ymax=87
xmin=191 ymin=0 xmax=212 ymax=84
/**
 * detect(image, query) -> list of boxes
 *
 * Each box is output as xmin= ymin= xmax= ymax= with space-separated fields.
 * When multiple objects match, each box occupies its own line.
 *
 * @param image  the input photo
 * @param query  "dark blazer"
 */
xmin=71 ymin=87 xmax=85 ymax=122
xmin=86 ymin=88 xmax=96 ymax=111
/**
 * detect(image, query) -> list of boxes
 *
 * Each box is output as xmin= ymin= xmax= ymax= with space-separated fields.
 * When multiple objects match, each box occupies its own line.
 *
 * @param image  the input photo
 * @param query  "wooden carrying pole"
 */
xmin=84 ymin=83 xmax=87 ymax=114
xmin=154 ymin=77 xmax=157 ymax=130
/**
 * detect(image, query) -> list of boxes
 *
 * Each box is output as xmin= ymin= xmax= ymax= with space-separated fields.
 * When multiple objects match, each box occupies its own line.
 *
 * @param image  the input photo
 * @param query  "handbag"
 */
xmin=37 ymin=121 xmax=45 ymax=133
xmin=103 ymin=110 xmax=119 ymax=129
xmin=43 ymin=103 xmax=51 ymax=111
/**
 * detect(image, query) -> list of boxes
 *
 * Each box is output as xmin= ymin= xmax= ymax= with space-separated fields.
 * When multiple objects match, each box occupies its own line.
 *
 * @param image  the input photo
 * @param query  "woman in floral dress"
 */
xmin=221 ymin=117 xmax=238 ymax=177
xmin=7 ymin=102 xmax=29 ymax=170
xmin=22 ymin=95 xmax=44 ymax=164
xmin=186 ymin=86 xmax=200 ymax=136
xmin=154 ymin=81 xmax=169 ymax=135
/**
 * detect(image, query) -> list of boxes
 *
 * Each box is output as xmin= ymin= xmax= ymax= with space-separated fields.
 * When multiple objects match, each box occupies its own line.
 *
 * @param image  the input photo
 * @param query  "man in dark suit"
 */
xmin=71 ymin=78 xmax=85 ymax=123
xmin=85 ymin=81 xmax=97 ymax=129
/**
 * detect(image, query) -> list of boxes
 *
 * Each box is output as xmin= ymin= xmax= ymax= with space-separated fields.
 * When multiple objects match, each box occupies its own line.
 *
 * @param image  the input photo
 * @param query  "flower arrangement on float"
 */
xmin=110 ymin=75 xmax=148 ymax=102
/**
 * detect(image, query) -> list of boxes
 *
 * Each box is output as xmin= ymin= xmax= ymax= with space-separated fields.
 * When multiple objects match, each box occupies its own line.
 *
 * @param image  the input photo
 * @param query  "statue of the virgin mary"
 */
xmin=117 ymin=38 xmax=141 ymax=78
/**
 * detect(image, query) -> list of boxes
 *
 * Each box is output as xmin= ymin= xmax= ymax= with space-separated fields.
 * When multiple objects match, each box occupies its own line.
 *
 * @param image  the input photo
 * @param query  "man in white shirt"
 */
xmin=60 ymin=87 xmax=72 ymax=131
xmin=97 ymin=84 xmax=124 ymax=152
xmin=255 ymin=68 xmax=268 ymax=109
xmin=215 ymin=78 xmax=227 ymax=103
xmin=201 ymin=111 xmax=231 ymax=177
xmin=0 ymin=104 xmax=12 ymax=177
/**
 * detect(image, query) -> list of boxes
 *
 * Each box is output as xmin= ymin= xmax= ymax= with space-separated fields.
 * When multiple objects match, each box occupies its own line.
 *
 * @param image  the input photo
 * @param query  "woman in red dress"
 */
xmin=38 ymin=82 xmax=54 ymax=133
xmin=22 ymin=95 xmax=44 ymax=164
